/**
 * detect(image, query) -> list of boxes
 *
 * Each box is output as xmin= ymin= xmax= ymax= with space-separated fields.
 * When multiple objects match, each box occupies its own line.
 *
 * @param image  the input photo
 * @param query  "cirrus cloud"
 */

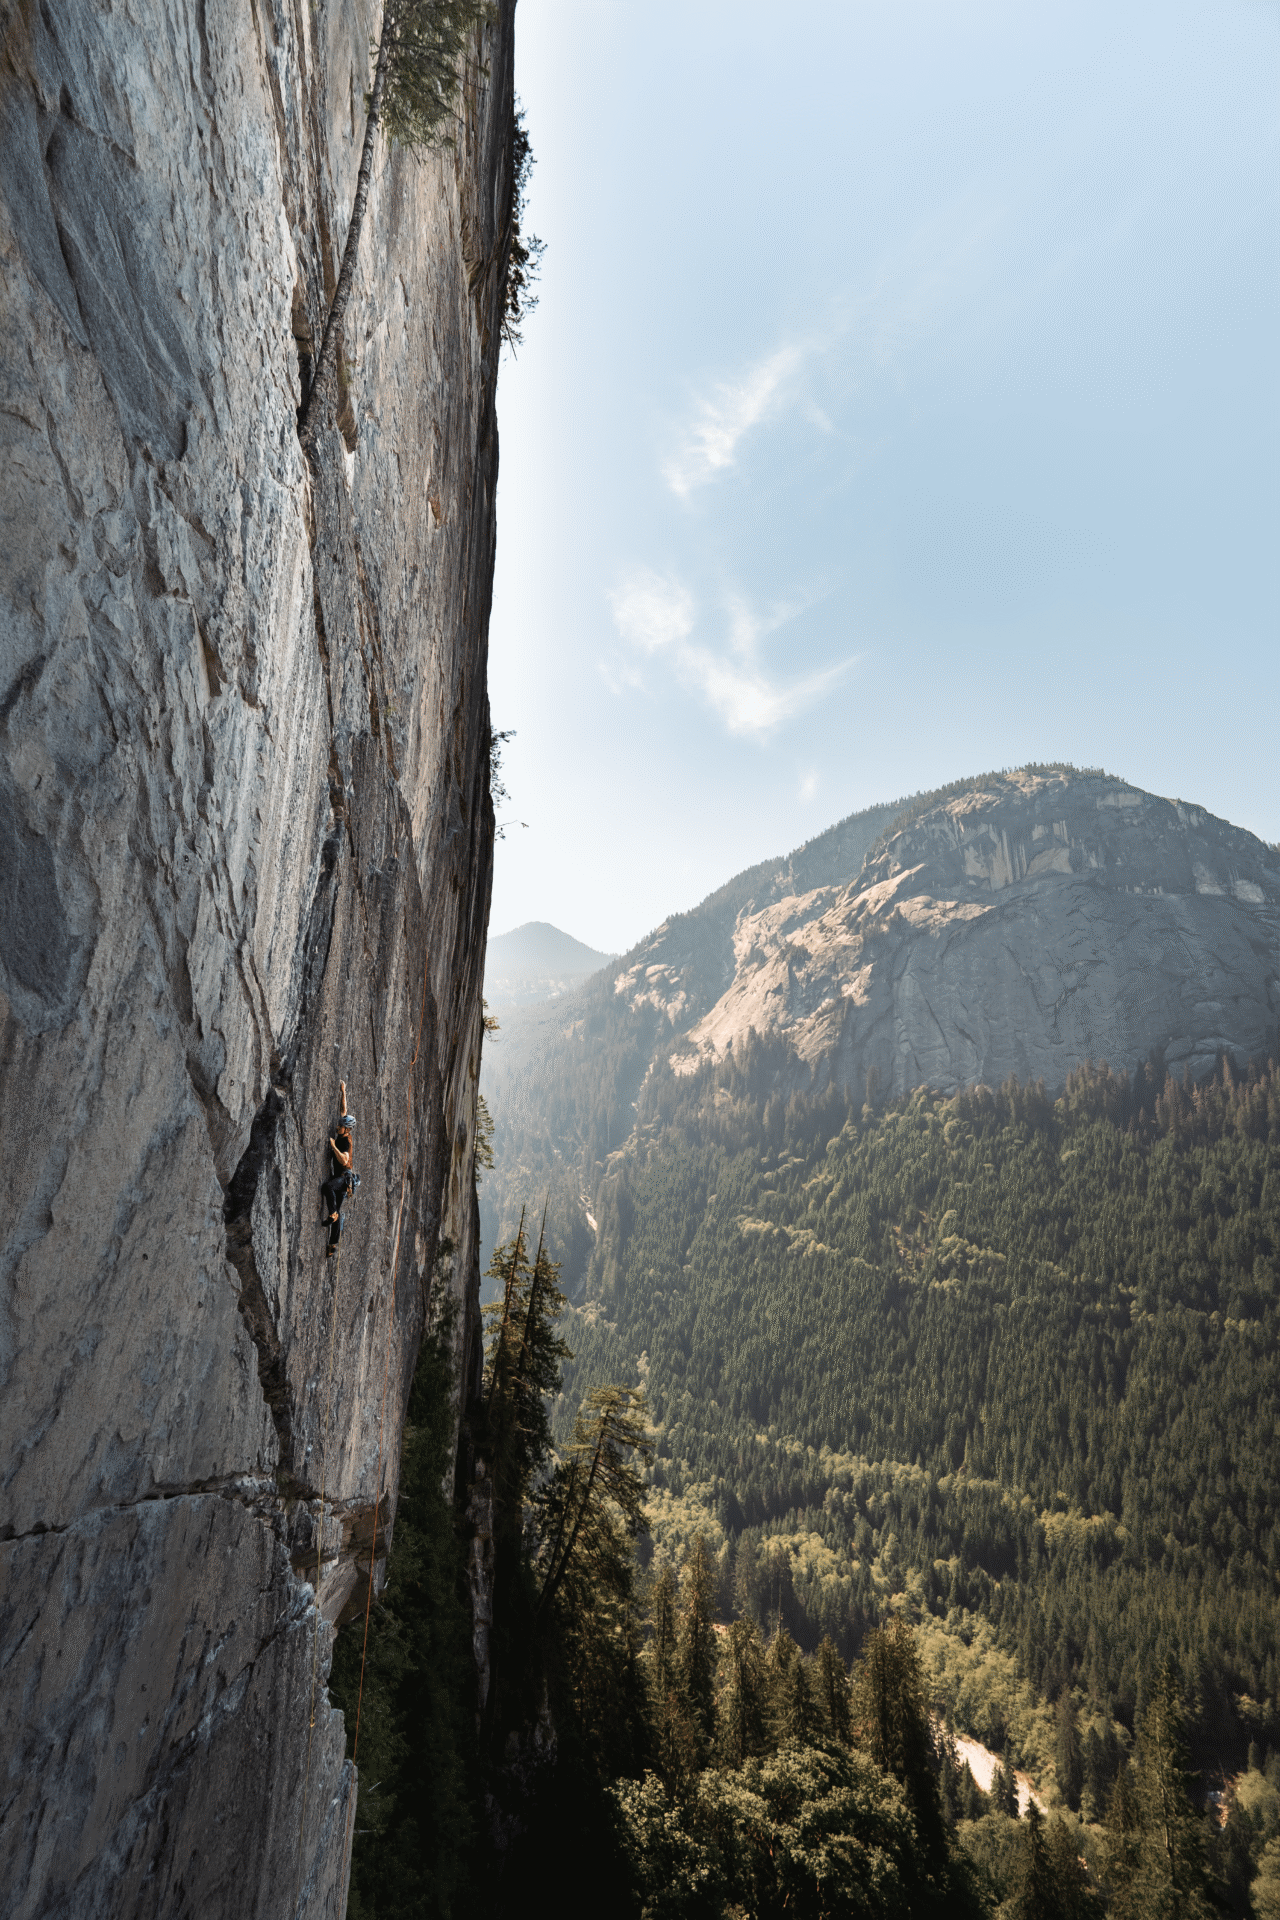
xmin=609 ymin=570 xmax=856 ymax=739
xmin=663 ymin=343 xmax=805 ymax=498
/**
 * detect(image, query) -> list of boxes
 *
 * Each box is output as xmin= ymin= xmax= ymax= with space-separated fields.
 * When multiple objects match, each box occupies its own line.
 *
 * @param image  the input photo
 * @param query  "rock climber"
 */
xmin=321 ymin=1079 xmax=357 ymax=1256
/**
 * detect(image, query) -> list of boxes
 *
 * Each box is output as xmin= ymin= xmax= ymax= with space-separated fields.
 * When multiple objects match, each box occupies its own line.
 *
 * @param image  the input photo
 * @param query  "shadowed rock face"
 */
xmin=0 ymin=2 xmax=511 ymax=1913
xmin=660 ymin=771 xmax=1280 ymax=1096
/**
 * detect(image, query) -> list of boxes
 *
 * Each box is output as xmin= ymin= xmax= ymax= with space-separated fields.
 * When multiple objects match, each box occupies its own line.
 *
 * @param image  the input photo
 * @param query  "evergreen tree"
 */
xmin=816 ymin=1633 xmax=852 ymax=1745
xmin=328 ymin=1318 xmax=475 ymax=1916
xmin=535 ymin=1384 xmax=651 ymax=1619
xmin=679 ymin=1533 xmax=719 ymax=1765
xmin=959 ymin=1761 xmax=988 ymax=1821
xmin=732 ymin=1531 xmax=761 ymax=1623
xmin=1055 ymin=1693 xmax=1084 ymax=1812
xmin=1108 ymin=1661 xmax=1215 ymax=1920
xmin=940 ymin=1753 xmax=961 ymax=1826
xmin=1008 ymin=1802 xmax=1054 ymax=1919
xmin=852 ymin=1615 xmax=948 ymax=1864
xmin=650 ymin=1561 xmax=679 ymax=1704
xmin=991 ymin=1759 xmax=1020 ymax=1818
xmin=1254 ymin=1836 xmax=1280 ymax=1920
xmin=764 ymin=1624 xmax=804 ymax=1746
xmin=648 ymin=1562 xmax=698 ymax=1782
xmin=781 ymin=1649 xmax=823 ymax=1747
xmin=483 ymin=1211 xmax=571 ymax=1541
xmin=1083 ymin=1724 xmax=1113 ymax=1818
xmin=532 ymin=1385 xmax=653 ymax=1781
xmin=718 ymin=1616 xmax=768 ymax=1768
xmin=1045 ymin=1817 xmax=1092 ymax=1918
xmin=481 ymin=1213 xmax=573 ymax=1749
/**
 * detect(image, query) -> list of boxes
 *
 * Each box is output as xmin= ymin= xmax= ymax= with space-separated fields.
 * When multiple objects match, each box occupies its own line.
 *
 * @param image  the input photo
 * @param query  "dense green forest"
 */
xmin=565 ymin=1050 xmax=1280 ymax=1737
xmin=331 ymin=1049 xmax=1280 ymax=1915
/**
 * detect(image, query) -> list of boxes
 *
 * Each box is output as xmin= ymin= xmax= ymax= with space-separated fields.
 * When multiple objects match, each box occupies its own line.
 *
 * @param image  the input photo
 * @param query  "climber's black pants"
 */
xmin=321 ymin=1172 xmax=350 ymax=1219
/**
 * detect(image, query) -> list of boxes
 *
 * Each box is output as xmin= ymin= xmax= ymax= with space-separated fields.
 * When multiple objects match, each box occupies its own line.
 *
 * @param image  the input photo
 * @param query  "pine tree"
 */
xmin=992 ymin=1758 xmax=1020 ymax=1818
xmin=1045 ymin=1817 xmax=1092 ymax=1918
xmin=780 ymin=1649 xmax=823 ymax=1747
xmin=535 ymin=1384 xmax=651 ymax=1619
xmin=853 ymin=1615 xmax=947 ymax=1860
xmin=650 ymin=1562 xmax=679 ymax=1704
xmin=481 ymin=1208 xmax=526 ymax=1415
xmin=648 ymin=1562 xmax=698 ymax=1783
xmin=1254 ymin=1837 xmax=1280 ymax=1920
xmin=959 ymin=1761 xmax=988 ymax=1821
xmin=483 ymin=1211 xmax=571 ymax=1542
xmin=679 ymin=1534 xmax=719 ymax=1765
xmin=1055 ymin=1693 xmax=1084 ymax=1812
xmin=1008 ymin=1803 xmax=1060 ymax=1919
xmin=732 ymin=1533 xmax=761 ymax=1622
xmin=718 ymin=1616 xmax=767 ymax=1768
xmin=531 ymin=1385 xmax=653 ymax=1780
xmin=1108 ymin=1661 xmax=1215 ymax=1920
xmin=815 ymin=1634 xmax=852 ymax=1745
xmin=767 ymin=1628 xmax=805 ymax=1751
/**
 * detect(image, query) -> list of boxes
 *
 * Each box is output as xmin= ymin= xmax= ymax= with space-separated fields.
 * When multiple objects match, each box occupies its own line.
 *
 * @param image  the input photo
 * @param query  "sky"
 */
xmin=486 ymin=0 xmax=1279 ymax=957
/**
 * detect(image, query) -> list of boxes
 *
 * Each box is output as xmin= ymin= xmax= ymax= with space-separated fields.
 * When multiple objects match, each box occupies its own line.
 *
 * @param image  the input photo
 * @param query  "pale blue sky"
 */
xmin=487 ymin=0 xmax=1279 ymax=955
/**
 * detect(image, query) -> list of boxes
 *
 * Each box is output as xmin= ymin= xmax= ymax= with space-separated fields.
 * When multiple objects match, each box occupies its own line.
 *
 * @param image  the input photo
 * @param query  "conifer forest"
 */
xmin=331 ymin=1045 xmax=1280 ymax=1916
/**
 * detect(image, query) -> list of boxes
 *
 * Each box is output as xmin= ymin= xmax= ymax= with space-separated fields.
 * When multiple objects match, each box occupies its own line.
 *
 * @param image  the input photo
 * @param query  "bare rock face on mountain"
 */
xmin=651 ymin=770 xmax=1279 ymax=1097
xmin=0 ymin=3 xmax=510 ymax=1914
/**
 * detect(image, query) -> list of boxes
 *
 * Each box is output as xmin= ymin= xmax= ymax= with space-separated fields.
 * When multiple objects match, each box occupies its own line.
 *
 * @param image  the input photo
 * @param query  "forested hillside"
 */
xmin=561 ymin=1047 xmax=1280 ymax=1772
xmin=334 ymin=1047 xmax=1280 ymax=1915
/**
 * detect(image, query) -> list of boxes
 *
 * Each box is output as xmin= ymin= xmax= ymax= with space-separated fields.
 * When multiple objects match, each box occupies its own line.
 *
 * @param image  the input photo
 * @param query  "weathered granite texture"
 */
xmin=0 ymin=0 xmax=512 ymax=1913
xmin=656 ymin=770 xmax=1280 ymax=1095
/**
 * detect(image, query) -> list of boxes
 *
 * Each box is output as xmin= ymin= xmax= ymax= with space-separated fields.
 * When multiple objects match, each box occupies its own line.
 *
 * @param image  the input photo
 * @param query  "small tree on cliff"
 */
xmin=298 ymin=0 xmax=492 ymax=452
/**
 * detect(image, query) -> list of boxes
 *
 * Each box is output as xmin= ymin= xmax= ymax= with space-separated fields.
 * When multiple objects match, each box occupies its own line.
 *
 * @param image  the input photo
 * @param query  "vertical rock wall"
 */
xmin=0 ymin=1 xmax=513 ymax=1913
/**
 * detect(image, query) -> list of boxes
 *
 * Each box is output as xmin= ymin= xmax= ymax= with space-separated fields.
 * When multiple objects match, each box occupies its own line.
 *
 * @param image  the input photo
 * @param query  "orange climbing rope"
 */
xmin=340 ymin=945 xmax=433 ymax=1880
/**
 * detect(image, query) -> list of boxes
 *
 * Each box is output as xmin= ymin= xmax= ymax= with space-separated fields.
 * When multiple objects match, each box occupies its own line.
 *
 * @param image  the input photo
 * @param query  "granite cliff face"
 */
xmin=0 ymin=2 xmax=511 ymax=1914
xmin=647 ymin=770 xmax=1280 ymax=1097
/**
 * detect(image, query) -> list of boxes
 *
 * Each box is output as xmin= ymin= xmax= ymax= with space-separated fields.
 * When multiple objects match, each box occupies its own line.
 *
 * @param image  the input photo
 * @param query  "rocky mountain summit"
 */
xmin=630 ymin=768 xmax=1279 ymax=1097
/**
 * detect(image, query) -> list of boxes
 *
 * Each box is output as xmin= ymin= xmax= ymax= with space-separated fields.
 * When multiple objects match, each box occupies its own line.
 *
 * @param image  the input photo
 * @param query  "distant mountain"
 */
xmin=479 ymin=768 xmax=1280 ymax=1286
xmin=484 ymin=920 xmax=615 ymax=1007
xmin=626 ymin=764 xmax=1280 ymax=1098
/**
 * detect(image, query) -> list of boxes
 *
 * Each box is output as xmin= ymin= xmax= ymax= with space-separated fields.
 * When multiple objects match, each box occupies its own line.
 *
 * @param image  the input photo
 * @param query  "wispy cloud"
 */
xmin=663 ymin=343 xmax=805 ymax=497
xmin=609 ymin=570 xmax=854 ymax=738
xmin=660 ymin=202 xmax=1010 ymax=502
